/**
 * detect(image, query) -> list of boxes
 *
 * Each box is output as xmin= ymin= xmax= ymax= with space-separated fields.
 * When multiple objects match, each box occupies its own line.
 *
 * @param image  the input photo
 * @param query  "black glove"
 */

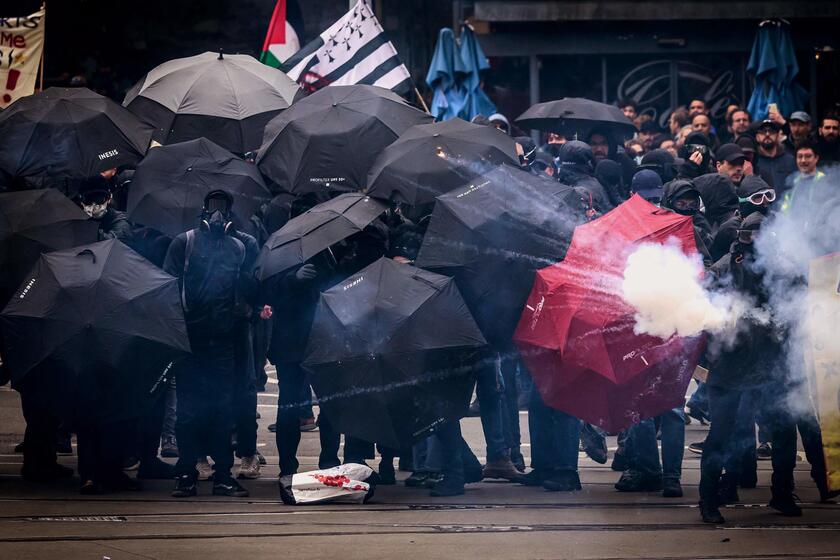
xmin=295 ymin=263 xmax=318 ymax=282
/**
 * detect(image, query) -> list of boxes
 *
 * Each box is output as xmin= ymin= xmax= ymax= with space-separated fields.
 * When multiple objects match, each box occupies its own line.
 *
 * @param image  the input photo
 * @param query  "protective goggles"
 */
xmin=738 ymin=189 xmax=776 ymax=205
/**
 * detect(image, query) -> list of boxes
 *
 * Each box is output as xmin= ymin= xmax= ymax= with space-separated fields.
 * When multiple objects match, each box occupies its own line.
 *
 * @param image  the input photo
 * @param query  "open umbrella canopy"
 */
xmin=516 ymin=97 xmax=636 ymax=143
xmin=0 ymin=88 xmax=153 ymax=193
xmin=365 ymin=118 xmax=518 ymax=206
xmin=255 ymin=193 xmax=386 ymax=285
xmin=0 ymin=239 xmax=190 ymax=420
xmin=746 ymin=20 xmax=808 ymax=121
xmin=124 ymin=51 xmax=304 ymax=154
xmin=257 ymin=85 xmax=432 ymax=195
xmin=416 ymin=164 xmax=584 ymax=347
xmin=126 ymin=138 xmax=272 ymax=237
xmin=513 ymin=195 xmax=704 ymax=432
xmin=302 ymin=257 xmax=487 ymax=447
xmin=0 ymin=189 xmax=99 ymax=306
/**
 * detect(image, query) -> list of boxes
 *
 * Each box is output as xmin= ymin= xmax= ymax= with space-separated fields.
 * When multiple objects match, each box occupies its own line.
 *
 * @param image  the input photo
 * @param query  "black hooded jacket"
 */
xmin=713 ymin=175 xmax=775 ymax=263
xmin=661 ymin=179 xmax=713 ymax=267
xmin=555 ymin=141 xmax=613 ymax=213
xmin=693 ymin=173 xmax=739 ymax=231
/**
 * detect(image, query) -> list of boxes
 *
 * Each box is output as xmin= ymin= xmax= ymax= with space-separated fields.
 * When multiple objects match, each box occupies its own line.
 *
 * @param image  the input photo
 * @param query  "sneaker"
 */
xmin=756 ymin=442 xmax=772 ymax=460
xmin=423 ymin=472 xmax=444 ymax=488
xmin=160 ymin=436 xmax=179 ymax=458
xmin=138 ymin=457 xmax=176 ymax=480
xmin=542 ymin=470 xmax=582 ymax=492
xmin=662 ymin=478 xmax=683 ymax=498
xmin=257 ymin=451 xmax=267 ymax=466
xmin=430 ymin=476 xmax=465 ymax=497
xmin=688 ymin=441 xmax=705 ymax=455
xmin=213 ymin=478 xmax=250 ymax=497
xmin=172 ymin=474 xmax=197 ymax=497
xmin=510 ymin=450 xmax=526 ymax=473
xmin=237 ymin=456 xmax=261 ymax=480
xmin=699 ymin=500 xmax=725 ymax=524
xmin=769 ymin=493 xmax=802 ymax=517
xmin=483 ymin=457 xmax=525 ymax=482
xmin=816 ymin=474 xmax=840 ymax=503
xmin=123 ymin=456 xmax=141 ymax=471
xmin=102 ymin=472 xmax=142 ymax=492
xmin=300 ymin=418 xmax=317 ymax=432
xmin=405 ymin=471 xmax=429 ymax=488
xmin=614 ymin=470 xmax=662 ymax=492
xmin=196 ymin=457 xmax=214 ymax=481
xmin=580 ymin=423 xmax=608 ymax=464
xmin=268 ymin=423 xmax=277 ymax=433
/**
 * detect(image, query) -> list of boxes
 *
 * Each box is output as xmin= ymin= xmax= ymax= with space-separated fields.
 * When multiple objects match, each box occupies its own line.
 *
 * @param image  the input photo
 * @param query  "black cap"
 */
xmin=735 ymin=135 xmax=757 ymax=153
xmin=752 ymin=119 xmax=783 ymax=133
xmin=715 ymin=143 xmax=746 ymax=163
xmin=639 ymin=120 xmax=661 ymax=134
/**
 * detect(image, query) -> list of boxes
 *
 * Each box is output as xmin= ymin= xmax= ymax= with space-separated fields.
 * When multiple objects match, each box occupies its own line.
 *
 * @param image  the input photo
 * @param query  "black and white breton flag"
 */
xmin=281 ymin=0 xmax=411 ymax=95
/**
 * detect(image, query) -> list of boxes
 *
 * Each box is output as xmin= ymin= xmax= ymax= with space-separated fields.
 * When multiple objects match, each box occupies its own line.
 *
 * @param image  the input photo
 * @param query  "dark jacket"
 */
xmin=96 ymin=208 xmax=133 ymax=241
xmin=709 ymin=175 xmax=774 ymax=263
xmin=693 ymin=173 xmax=738 ymax=233
xmin=163 ymin=228 xmax=259 ymax=344
xmin=755 ymin=149 xmax=796 ymax=194
xmin=555 ymin=141 xmax=613 ymax=213
xmin=706 ymin=243 xmax=784 ymax=390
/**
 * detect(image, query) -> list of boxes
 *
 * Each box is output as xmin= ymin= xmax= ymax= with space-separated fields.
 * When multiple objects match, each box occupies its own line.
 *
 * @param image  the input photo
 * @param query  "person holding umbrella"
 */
xmin=77 ymin=176 xmax=134 ymax=241
xmin=164 ymin=190 xmax=259 ymax=498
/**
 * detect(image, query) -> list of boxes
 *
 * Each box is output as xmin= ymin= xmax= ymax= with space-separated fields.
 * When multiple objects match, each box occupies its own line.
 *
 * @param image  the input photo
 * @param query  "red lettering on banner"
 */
xmin=0 ymin=32 xmax=26 ymax=48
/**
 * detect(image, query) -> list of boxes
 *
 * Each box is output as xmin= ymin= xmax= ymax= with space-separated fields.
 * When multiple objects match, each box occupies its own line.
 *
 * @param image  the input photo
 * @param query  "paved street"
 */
xmin=2 ymin=374 xmax=839 ymax=560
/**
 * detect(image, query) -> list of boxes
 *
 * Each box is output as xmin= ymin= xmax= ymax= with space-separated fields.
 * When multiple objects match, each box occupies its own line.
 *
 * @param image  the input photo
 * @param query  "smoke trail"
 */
xmin=621 ymin=241 xmax=759 ymax=339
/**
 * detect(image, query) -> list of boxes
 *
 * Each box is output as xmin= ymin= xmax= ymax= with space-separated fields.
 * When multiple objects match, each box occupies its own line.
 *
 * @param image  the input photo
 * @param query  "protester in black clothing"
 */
xmin=660 ymin=178 xmax=713 ymax=266
xmin=164 ymin=190 xmax=258 ymax=498
xmin=699 ymin=212 xmax=801 ymax=523
xmin=595 ymin=159 xmax=627 ymax=208
xmin=678 ymin=132 xmax=714 ymax=179
xmin=78 ymin=176 xmax=133 ymax=241
xmin=586 ymin=129 xmax=636 ymax=188
xmin=714 ymin=144 xmax=748 ymax=186
xmin=638 ymin=149 xmax=679 ymax=184
xmin=711 ymin=175 xmax=776 ymax=267
xmin=693 ymin=173 xmax=739 ymax=262
xmin=555 ymin=141 xmax=613 ymax=213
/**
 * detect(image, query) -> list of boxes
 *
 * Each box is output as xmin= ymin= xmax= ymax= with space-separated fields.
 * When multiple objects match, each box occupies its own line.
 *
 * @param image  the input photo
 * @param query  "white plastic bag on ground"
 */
xmin=279 ymin=463 xmax=375 ymax=505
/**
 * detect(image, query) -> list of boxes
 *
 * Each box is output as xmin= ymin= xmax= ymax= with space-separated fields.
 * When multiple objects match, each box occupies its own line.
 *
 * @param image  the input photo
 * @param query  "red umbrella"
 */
xmin=514 ymin=194 xmax=705 ymax=432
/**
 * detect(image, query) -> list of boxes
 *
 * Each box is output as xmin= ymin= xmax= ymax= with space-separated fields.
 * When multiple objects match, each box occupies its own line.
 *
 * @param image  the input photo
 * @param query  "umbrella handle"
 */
xmin=76 ymin=249 xmax=97 ymax=263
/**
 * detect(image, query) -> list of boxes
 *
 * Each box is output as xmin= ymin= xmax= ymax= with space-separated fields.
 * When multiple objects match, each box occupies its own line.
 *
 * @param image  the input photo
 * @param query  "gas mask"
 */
xmin=201 ymin=192 xmax=234 ymax=238
xmin=83 ymin=202 xmax=108 ymax=219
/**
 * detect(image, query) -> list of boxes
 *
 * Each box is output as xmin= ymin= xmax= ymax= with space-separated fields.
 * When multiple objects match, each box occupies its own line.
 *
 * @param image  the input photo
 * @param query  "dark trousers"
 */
xmin=19 ymin=383 xmax=59 ymax=470
xmin=436 ymin=421 xmax=466 ymax=484
xmin=528 ymin=383 xmax=580 ymax=474
xmin=76 ymin=418 xmax=128 ymax=483
xmin=234 ymin=324 xmax=258 ymax=458
xmin=499 ymin=349 xmax=522 ymax=458
xmin=700 ymin=384 xmax=797 ymax=502
xmin=175 ymin=342 xmax=237 ymax=481
xmin=138 ymin=389 xmax=167 ymax=463
xmin=275 ymin=362 xmax=339 ymax=475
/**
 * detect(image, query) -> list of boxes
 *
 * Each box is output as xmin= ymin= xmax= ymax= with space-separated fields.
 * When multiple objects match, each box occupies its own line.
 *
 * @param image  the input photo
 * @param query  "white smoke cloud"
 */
xmin=621 ymin=241 xmax=755 ymax=339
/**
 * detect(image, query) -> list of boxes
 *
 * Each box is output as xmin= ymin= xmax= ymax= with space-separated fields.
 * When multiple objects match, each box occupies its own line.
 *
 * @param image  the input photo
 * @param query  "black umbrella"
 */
xmin=516 ymin=97 xmax=636 ymax=143
xmin=256 ymin=85 xmax=432 ymax=195
xmin=126 ymin=138 xmax=272 ymax=237
xmin=415 ymin=164 xmax=584 ymax=347
xmin=0 ymin=88 xmax=153 ymax=193
xmin=365 ymin=118 xmax=519 ymax=206
xmin=0 ymin=239 xmax=190 ymax=420
xmin=0 ymin=189 xmax=99 ymax=306
xmin=255 ymin=193 xmax=386 ymax=285
xmin=302 ymin=257 xmax=487 ymax=447
xmin=124 ymin=51 xmax=303 ymax=154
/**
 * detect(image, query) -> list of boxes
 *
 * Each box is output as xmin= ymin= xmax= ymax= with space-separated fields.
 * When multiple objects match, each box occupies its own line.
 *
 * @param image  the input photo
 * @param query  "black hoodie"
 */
xmin=554 ymin=141 xmax=612 ymax=213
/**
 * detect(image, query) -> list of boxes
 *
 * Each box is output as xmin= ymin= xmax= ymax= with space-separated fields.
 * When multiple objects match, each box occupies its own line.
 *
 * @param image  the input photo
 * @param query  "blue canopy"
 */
xmin=425 ymin=26 xmax=496 ymax=122
xmin=425 ymin=28 xmax=467 ymax=121
xmin=746 ymin=20 xmax=808 ymax=121
xmin=458 ymin=25 xmax=496 ymax=121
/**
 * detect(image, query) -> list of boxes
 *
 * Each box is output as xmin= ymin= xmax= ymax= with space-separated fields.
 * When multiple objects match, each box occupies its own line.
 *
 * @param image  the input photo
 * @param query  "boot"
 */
xmin=430 ymin=476 xmax=464 ymax=497
xmin=542 ymin=470 xmax=582 ymax=492
xmin=814 ymin=472 xmax=840 ymax=503
xmin=483 ymin=457 xmax=524 ymax=481
xmin=614 ymin=470 xmax=662 ymax=492
xmin=769 ymin=491 xmax=802 ymax=517
xmin=699 ymin=500 xmax=725 ymax=524
xmin=662 ymin=477 xmax=683 ymax=498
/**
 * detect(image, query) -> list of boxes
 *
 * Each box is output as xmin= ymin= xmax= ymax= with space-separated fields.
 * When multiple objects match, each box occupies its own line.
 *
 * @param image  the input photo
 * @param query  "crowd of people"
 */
xmin=2 ymin=90 xmax=839 ymax=526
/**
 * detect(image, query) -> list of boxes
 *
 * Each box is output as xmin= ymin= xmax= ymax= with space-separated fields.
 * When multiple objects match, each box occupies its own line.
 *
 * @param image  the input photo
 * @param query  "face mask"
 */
xmin=204 ymin=209 xmax=231 ymax=238
xmin=672 ymin=197 xmax=700 ymax=216
xmin=83 ymin=203 xmax=108 ymax=219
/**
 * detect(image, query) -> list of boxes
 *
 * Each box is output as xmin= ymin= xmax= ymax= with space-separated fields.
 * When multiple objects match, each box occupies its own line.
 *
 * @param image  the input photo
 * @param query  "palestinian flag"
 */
xmin=260 ymin=0 xmax=300 ymax=68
